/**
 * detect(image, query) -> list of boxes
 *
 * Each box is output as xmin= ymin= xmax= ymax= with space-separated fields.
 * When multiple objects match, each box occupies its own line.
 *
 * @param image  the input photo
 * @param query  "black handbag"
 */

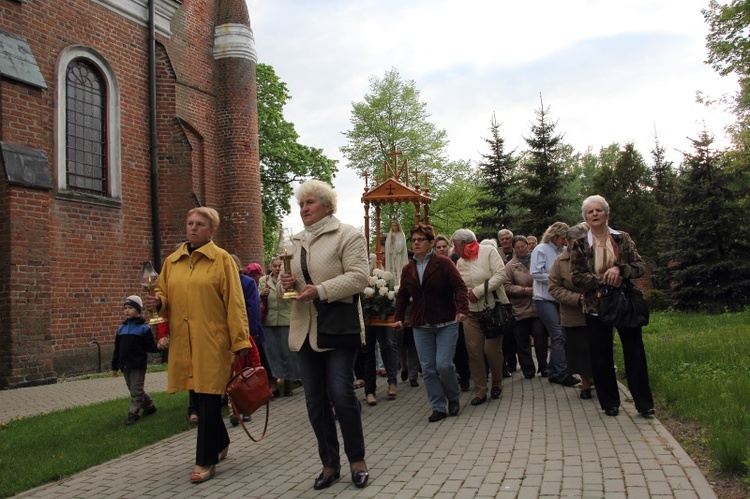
xmin=598 ymin=283 xmax=649 ymax=329
xmin=478 ymin=280 xmax=515 ymax=339
xmin=315 ymin=297 xmax=363 ymax=349
xmin=300 ymin=247 xmax=362 ymax=349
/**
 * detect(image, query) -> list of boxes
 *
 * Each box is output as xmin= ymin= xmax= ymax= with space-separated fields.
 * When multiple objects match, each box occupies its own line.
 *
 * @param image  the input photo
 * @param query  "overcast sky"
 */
xmin=246 ymin=0 xmax=738 ymax=232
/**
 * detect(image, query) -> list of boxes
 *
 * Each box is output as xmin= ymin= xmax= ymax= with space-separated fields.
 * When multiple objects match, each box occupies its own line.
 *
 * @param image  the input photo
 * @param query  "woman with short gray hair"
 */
xmin=451 ymin=228 xmax=509 ymax=406
xmin=570 ymin=195 xmax=654 ymax=418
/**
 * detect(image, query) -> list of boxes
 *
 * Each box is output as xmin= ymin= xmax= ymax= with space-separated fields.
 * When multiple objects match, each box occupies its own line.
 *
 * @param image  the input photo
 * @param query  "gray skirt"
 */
xmin=263 ymin=325 xmax=300 ymax=380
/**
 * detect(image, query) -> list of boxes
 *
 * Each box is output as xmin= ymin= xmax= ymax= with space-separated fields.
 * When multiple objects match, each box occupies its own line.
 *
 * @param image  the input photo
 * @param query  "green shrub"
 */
xmin=644 ymin=288 xmax=671 ymax=311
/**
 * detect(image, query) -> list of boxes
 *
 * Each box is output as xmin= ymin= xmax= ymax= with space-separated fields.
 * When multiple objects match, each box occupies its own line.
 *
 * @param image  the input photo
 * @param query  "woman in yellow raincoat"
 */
xmin=149 ymin=206 xmax=252 ymax=484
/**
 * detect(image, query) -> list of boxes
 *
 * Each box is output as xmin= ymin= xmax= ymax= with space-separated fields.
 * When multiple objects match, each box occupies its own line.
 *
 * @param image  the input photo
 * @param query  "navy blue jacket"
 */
xmin=111 ymin=316 xmax=159 ymax=371
xmin=240 ymin=273 xmax=265 ymax=343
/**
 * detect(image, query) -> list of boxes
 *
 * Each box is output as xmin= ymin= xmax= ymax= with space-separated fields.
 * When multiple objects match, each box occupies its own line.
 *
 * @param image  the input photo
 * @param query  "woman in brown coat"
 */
xmin=549 ymin=223 xmax=593 ymax=399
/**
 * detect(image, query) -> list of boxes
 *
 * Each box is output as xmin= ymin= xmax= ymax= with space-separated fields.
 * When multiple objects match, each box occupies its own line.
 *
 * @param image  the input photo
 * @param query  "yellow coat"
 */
xmin=155 ymin=241 xmax=251 ymax=395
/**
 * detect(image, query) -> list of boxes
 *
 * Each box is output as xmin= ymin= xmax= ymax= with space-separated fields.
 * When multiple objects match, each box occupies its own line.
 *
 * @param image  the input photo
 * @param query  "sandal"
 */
xmin=190 ymin=465 xmax=215 ymax=484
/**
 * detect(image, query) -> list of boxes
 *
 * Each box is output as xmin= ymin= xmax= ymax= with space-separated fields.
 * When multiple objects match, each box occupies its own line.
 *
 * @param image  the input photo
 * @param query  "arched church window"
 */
xmin=65 ymin=60 xmax=107 ymax=196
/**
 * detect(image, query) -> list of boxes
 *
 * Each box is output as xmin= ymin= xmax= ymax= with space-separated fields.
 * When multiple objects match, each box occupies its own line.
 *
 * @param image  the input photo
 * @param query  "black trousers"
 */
xmin=585 ymin=314 xmax=654 ymax=413
xmin=297 ymin=339 xmax=366 ymax=467
xmin=194 ymin=392 xmax=229 ymax=466
xmin=453 ymin=322 xmax=470 ymax=384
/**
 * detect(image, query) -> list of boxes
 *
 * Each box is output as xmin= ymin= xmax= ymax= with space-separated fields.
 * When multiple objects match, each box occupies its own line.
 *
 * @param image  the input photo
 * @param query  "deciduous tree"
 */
xmin=257 ymin=64 xmax=337 ymax=260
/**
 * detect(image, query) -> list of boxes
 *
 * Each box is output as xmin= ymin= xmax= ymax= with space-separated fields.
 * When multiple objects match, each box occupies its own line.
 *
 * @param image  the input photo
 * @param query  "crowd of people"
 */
xmin=112 ymin=180 xmax=654 ymax=490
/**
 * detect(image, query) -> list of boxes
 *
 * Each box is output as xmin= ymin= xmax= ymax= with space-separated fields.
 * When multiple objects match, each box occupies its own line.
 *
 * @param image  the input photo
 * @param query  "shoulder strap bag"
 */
xmin=225 ymin=355 xmax=272 ymax=442
xmin=597 ymin=280 xmax=649 ymax=329
xmin=478 ymin=280 xmax=515 ymax=339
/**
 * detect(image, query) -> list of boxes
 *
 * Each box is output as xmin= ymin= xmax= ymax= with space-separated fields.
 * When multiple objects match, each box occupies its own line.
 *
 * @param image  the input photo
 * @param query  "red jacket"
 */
xmin=394 ymin=253 xmax=469 ymax=327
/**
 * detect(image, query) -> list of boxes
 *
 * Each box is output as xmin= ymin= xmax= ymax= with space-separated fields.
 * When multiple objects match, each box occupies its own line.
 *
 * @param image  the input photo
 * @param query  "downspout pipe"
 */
xmin=148 ymin=0 xmax=162 ymax=270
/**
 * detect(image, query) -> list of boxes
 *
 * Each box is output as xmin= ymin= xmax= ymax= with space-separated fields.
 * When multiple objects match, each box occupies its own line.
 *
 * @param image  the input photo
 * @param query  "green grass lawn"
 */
xmin=0 ymin=390 xmax=192 ymax=498
xmin=617 ymin=310 xmax=750 ymax=479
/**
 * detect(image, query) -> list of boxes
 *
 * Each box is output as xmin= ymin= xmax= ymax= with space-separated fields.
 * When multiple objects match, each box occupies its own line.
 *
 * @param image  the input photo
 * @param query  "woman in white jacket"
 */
xmin=451 ymin=228 xmax=509 ymax=406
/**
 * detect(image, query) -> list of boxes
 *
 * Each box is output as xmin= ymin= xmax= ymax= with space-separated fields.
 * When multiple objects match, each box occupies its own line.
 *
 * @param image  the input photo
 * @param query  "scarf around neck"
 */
xmin=462 ymin=241 xmax=480 ymax=260
xmin=518 ymin=253 xmax=531 ymax=269
xmin=304 ymin=215 xmax=332 ymax=240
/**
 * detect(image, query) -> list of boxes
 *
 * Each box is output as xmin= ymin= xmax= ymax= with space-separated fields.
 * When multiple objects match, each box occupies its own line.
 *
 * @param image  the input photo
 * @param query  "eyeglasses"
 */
xmin=411 ymin=237 xmax=428 ymax=243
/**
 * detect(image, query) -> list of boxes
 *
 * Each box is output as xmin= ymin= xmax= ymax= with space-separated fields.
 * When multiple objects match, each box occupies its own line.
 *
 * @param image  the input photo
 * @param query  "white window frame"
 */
xmin=55 ymin=46 xmax=121 ymax=201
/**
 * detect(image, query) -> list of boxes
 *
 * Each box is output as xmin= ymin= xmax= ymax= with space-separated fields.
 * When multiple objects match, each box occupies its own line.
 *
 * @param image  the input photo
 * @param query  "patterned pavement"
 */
xmin=4 ymin=370 xmax=716 ymax=498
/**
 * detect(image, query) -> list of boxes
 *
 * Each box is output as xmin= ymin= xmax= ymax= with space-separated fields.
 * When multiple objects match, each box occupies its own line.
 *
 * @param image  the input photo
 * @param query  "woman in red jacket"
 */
xmin=393 ymin=224 xmax=469 ymax=423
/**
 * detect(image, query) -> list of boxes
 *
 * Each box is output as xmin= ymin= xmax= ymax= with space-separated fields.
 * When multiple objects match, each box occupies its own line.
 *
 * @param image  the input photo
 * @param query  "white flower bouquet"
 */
xmin=361 ymin=268 xmax=398 ymax=320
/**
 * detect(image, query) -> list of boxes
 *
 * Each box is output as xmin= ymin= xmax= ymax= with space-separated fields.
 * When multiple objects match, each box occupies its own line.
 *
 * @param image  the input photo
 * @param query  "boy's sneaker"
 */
xmin=126 ymin=413 xmax=140 ymax=425
xmin=229 ymin=414 xmax=239 ymax=427
xmin=142 ymin=405 xmax=157 ymax=416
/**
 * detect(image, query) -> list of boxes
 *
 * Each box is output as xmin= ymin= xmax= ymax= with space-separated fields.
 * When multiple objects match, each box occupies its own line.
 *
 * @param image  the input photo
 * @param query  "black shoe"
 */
xmin=352 ymin=469 xmax=369 ymax=488
xmin=428 ymin=410 xmax=447 ymax=422
xmin=524 ymin=372 xmax=536 ymax=379
xmin=490 ymin=386 xmax=502 ymax=399
xmin=580 ymin=388 xmax=592 ymax=400
xmin=125 ymin=413 xmax=140 ymax=425
xmin=229 ymin=414 xmax=239 ymax=427
xmin=401 ymin=370 xmax=408 ymax=382
xmin=142 ymin=405 xmax=157 ymax=416
xmin=448 ymin=399 xmax=460 ymax=417
xmin=604 ymin=407 xmax=619 ymax=417
xmin=410 ymin=378 xmax=419 ymax=387
xmin=550 ymin=375 xmax=580 ymax=387
xmin=242 ymin=414 xmax=252 ymax=422
xmin=640 ymin=408 xmax=655 ymax=418
xmin=502 ymin=370 xmax=512 ymax=378
xmin=539 ymin=369 xmax=548 ymax=378
xmin=272 ymin=389 xmax=281 ymax=398
xmin=313 ymin=467 xmax=341 ymax=490
xmin=459 ymin=379 xmax=470 ymax=392
xmin=470 ymin=395 xmax=487 ymax=406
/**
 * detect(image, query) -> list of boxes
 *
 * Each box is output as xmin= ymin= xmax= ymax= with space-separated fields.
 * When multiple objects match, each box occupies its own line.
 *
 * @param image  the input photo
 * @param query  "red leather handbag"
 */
xmin=226 ymin=357 xmax=273 ymax=442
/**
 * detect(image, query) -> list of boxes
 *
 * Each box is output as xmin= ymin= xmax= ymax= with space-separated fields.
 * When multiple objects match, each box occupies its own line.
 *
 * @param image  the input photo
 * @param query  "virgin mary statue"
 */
xmin=384 ymin=220 xmax=408 ymax=284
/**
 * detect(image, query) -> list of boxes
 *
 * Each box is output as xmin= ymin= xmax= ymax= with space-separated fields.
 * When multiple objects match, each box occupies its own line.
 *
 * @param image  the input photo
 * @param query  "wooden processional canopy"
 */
xmin=361 ymin=148 xmax=431 ymax=267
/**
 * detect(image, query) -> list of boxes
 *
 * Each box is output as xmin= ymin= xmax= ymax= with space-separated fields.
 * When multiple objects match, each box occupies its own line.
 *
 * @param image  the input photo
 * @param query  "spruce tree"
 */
xmin=591 ymin=143 xmax=658 ymax=257
xmin=663 ymin=132 xmax=750 ymax=312
xmin=519 ymin=95 xmax=566 ymax=235
xmin=650 ymin=136 xmax=678 ymax=269
xmin=472 ymin=114 xmax=518 ymax=240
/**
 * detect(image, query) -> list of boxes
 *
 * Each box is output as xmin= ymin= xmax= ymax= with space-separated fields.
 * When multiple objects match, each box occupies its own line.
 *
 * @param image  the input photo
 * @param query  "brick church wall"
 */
xmin=0 ymin=0 xmax=262 ymax=387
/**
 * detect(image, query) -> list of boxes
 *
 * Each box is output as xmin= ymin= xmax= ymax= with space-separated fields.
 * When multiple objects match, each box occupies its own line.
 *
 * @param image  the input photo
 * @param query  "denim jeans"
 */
xmin=297 ymin=339 xmax=366 ymax=467
xmin=413 ymin=323 xmax=461 ymax=413
xmin=534 ymin=299 xmax=568 ymax=379
xmin=364 ymin=325 xmax=399 ymax=394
